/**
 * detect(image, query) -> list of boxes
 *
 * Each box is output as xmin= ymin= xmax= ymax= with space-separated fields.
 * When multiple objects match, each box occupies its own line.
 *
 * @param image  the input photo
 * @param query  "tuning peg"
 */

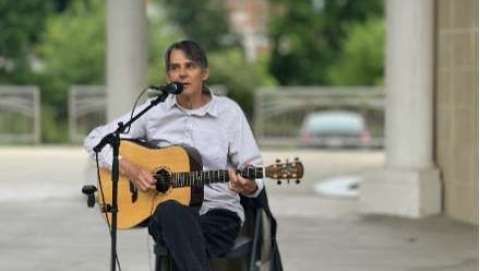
xmin=292 ymin=157 xmax=299 ymax=166
xmin=295 ymin=179 xmax=300 ymax=184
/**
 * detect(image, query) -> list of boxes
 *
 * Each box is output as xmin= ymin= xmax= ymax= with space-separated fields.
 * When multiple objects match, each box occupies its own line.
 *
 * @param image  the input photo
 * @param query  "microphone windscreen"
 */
xmin=165 ymin=82 xmax=183 ymax=94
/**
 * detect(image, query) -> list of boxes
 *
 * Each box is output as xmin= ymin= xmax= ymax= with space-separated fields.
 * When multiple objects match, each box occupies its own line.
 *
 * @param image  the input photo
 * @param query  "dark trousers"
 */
xmin=148 ymin=200 xmax=241 ymax=271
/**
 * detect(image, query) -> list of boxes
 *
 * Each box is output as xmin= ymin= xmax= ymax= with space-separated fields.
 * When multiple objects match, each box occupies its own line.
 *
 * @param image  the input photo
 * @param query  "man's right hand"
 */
xmin=119 ymin=158 xmax=156 ymax=191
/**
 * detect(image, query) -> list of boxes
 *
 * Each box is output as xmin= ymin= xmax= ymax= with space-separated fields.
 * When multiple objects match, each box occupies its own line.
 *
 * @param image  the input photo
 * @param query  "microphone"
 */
xmin=149 ymin=82 xmax=184 ymax=95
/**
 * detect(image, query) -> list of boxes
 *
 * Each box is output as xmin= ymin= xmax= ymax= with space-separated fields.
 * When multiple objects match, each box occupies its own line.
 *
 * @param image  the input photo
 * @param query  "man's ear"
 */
xmin=202 ymin=68 xmax=209 ymax=81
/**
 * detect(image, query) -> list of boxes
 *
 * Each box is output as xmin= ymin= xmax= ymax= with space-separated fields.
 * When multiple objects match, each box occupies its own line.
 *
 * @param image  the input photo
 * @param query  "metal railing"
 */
xmin=0 ymin=86 xmax=41 ymax=144
xmin=68 ymin=85 xmax=228 ymax=143
xmin=68 ymin=85 xmax=106 ymax=144
xmin=254 ymin=87 xmax=385 ymax=147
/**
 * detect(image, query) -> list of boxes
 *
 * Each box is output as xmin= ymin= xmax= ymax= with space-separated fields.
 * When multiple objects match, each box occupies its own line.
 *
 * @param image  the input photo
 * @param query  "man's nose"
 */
xmin=178 ymin=67 xmax=188 ymax=77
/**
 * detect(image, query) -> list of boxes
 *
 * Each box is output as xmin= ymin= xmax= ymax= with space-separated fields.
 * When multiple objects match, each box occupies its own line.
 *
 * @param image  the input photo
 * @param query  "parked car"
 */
xmin=299 ymin=111 xmax=372 ymax=148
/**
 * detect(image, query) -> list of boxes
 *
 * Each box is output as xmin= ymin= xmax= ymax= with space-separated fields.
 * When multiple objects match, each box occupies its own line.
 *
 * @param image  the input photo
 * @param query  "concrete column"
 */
xmin=360 ymin=0 xmax=441 ymax=217
xmin=106 ymin=0 xmax=147 ymax=120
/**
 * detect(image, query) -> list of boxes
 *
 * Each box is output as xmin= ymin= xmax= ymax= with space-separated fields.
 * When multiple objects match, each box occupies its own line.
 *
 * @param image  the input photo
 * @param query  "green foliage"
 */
xmin=2 ymin=0 xmax=387 ymax=143
xmin=37 ymin=1 xmax=105 ymax=107
xmin=35 ymin=1 xmax=105 ymax=142
xmin=35 ymin=1 xmax=184 ymax=142
xmin=327 ymin=17 xmax=384 ymax=85
xmin=146 ymin=4 xmax=184 ymax=84
xmin=268 ymin=0 xmax=384 ymax=85
xmin=208 ymin=49 xmax=277 ymax=119
xmin=156 ymin=0 xmax=237 ymax=50
xmin=156 ymin=0 xmax=276 ymax=118
xmin=0 ymin=0 xmax=53 ymax=83
xmin=41 ymin=105 xmax=69 ymax=142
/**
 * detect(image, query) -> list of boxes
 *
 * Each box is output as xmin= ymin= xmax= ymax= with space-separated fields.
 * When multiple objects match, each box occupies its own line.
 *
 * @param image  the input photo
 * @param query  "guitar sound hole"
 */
xmin=155 ymin=169 xmax=171 ymax=193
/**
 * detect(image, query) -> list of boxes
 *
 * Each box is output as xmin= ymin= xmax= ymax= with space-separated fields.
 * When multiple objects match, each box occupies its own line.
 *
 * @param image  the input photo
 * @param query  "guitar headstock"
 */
xmin=265 ymin=158 xmax=304 ymax=185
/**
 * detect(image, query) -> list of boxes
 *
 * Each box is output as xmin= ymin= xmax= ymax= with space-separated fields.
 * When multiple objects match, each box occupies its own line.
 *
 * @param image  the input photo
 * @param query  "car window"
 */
xmin=304 ymin=112 xmax=365 ymax=135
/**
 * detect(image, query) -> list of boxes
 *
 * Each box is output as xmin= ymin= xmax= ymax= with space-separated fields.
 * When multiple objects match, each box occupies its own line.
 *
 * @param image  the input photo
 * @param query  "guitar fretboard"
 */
xmin=171 ymin=170 xmax=230 ymax=187
xmin=155 ymin=168 xmax=264 ymax=188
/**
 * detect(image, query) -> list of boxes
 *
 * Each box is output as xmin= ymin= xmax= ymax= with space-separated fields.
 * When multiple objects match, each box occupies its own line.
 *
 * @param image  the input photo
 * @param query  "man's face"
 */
xmin=166 ymin=49 xmax=208 ymax=96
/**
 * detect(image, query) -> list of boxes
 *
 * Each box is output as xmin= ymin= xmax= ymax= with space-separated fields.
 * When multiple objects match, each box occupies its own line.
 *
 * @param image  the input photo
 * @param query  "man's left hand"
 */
xmin=228 ymin=168 xmax=258 ymax=195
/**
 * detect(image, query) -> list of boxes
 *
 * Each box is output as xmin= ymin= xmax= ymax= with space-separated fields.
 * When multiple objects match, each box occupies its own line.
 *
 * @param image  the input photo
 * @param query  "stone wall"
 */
xmin=435 ymin=0 xmax=478 ymax=224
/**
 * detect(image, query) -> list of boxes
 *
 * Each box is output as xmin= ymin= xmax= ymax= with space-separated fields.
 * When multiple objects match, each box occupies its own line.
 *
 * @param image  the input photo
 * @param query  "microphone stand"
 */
xmin=93 ymin=91 xmax=170 ymax=271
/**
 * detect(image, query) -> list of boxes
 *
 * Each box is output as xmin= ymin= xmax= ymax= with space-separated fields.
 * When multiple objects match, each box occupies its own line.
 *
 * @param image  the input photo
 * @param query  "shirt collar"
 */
xmin=166 ymin=87 xmax=219 ymax=118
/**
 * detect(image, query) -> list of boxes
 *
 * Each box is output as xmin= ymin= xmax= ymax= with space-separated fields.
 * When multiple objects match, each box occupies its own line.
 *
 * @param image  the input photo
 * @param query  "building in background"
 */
xmin=224 ymin=0 xmax=270 ymax=62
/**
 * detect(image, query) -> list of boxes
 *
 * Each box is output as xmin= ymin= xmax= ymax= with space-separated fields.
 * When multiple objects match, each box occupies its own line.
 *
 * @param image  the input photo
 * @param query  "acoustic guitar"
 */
xmin=96 ymin=139 xmax=304 ymax=229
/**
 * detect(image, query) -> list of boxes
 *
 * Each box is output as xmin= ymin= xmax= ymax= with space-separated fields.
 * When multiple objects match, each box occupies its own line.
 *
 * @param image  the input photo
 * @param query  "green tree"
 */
xmin=327 ymin=17 xmax=384 ymax=85
xmin=36 ymin=0 xmax=105 ymax=142
xmin=0 ymin=0 xmax=53 ymax=83
xmin=208 ymin=49 xmax=276 ymax=119
xmin=156 ymin=0 xmax=276 ymax=118
xmin=36 ymin=1 xmax=182 ymax=142
xmin=156 ymin=0 xmax=237 ymax=50
xmin=38 ymin=1 xmax=105 ymax=107
xmin=147 ymin=3 xmax=184 ymax=84
xmin=268 ymin=0 xmax=384 ymax=85
xmin=38 ymin=1 xmax=184 ymax=106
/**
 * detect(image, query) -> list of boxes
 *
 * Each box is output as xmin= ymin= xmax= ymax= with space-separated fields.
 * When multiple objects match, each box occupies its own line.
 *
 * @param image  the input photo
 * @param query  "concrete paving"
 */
xmin=0 ymin=146 xmax=477 ymax=271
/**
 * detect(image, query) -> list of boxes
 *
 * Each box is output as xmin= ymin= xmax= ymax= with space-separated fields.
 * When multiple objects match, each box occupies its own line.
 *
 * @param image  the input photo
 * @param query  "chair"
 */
xmin=154 ymin=189 xmax=283 ymax=271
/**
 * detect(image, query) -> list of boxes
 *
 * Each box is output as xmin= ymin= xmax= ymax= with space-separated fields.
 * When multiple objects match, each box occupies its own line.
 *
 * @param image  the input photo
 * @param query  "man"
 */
xmin=84 ymin=40 xmax=264 ymax=271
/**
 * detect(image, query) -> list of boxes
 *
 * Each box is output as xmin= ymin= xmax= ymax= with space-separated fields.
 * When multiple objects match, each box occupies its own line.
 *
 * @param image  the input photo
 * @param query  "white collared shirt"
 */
xmin=84 ymin=90 xmax=264 ymax=222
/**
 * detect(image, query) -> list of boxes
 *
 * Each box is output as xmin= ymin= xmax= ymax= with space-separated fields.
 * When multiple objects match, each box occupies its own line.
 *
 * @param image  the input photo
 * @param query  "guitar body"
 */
xmin=98 ymin=140 xmax=203 ymax=229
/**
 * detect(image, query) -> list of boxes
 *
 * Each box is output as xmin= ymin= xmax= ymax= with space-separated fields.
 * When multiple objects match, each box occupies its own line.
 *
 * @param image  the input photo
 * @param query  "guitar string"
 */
xmin=164 ymin=170 xmax=233 ymax=187
xmin=155 ymin=168 xmax=266 ymax=187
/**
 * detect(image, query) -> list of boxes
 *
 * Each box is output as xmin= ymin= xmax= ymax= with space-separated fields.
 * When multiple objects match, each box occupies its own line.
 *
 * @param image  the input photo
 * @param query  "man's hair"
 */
xmin=165 ymin=40 xmax=208 ymax=71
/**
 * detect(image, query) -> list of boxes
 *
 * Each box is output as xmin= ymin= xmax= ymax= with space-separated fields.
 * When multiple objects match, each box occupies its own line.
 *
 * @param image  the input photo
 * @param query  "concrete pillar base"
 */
xmin=360 ymin=168 xmax=442 ymax=218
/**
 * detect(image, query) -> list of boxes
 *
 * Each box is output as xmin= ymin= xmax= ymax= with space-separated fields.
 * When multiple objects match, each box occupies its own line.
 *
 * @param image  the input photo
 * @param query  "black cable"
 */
xmin=95 ymin=152 xmax=122 ymax=271
xmin=124 ymin=86 xmax=151 ymax=134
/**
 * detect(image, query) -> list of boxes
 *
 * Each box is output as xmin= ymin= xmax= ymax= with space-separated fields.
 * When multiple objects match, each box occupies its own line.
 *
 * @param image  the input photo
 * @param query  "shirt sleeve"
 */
xmin=83 ymin=101 xmax=151 ymax=169
xmin=228 ymin=104 xmax=265 ymax=198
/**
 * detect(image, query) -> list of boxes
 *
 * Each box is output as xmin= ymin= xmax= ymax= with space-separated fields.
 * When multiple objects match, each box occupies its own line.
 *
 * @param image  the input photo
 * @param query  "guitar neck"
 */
xmin=164 ymin=168 xmax=264 ymax=188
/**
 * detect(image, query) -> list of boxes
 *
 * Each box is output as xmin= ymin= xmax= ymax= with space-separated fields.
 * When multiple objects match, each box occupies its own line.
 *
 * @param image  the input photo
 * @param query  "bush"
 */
xmin=208 ymin=49 xmax=277 ymax=119
xmin=326 ymin=17 xmax=385 ymax=85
